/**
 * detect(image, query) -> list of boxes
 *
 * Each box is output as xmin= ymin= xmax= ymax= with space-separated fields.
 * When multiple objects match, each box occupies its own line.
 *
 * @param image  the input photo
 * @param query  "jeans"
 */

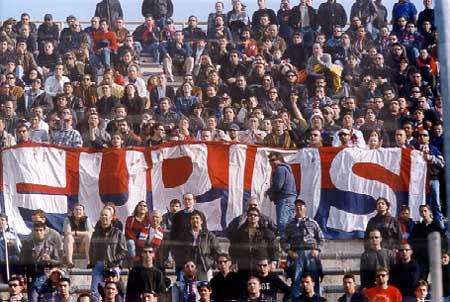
xmin=90 ymin=48 xmax=112 ymax=71
xmin=427 ymin=179 xmax=443 ymax=224
xmin=291 ymin=250 xmax=322 ymax=298
xmin=143 ymin=42 xmax=161 ymax=63
xmin=275 ymin=195 xmax=296 ymax=233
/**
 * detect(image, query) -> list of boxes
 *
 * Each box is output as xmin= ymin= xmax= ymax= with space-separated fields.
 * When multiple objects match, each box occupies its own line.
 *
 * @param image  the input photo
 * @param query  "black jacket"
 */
xmin=141 ymin=0 xmax=174 ymax=19
xmin=89 ymin=225 xmax=127 ymax=267
xmin=95 ymin=0 xmax=124 ymax=26
xmin=125 ymin=266 xmax=166 ymax=302
xmin=288 ymin=5 xmax=318 ymax=30
xmin=317 ymin=1 xmax=347 ymax=37
xmin=337 ymin=292 xmax=368 ymax=302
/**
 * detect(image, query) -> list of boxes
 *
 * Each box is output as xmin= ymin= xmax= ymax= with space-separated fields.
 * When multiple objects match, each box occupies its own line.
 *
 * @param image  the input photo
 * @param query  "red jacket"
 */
xmin=93 ymin=31 xmax=118 ymax=52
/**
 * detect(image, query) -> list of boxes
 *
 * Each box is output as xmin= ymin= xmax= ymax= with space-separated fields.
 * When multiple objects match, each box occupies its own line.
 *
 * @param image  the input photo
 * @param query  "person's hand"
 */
xmin=270 ymin=262 xmax=277 ymax=270
xmin=42 ymin=254 xmax=51 ymax=261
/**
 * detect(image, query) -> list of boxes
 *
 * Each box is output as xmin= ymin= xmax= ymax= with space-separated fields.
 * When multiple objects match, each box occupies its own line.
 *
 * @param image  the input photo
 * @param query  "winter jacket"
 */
xmin=317 ymin=1 xmax=348 ymax=37
xmin=365 ymin=214 xmax=402 ymax=250
xmin=267 ymin=163 xmax=297 ymax=203
xmin=89 ymin=225 xmax=127 ymax=268
xmin=141 ymin=0 xmax=174 ymax=19
xmin=95 ymin=0 xmax=124 ymax=26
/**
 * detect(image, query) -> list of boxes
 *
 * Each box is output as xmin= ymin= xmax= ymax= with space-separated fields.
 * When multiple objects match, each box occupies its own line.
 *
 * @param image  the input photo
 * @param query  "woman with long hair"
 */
xmin=125 ymin=201 xmax=151 ymax=259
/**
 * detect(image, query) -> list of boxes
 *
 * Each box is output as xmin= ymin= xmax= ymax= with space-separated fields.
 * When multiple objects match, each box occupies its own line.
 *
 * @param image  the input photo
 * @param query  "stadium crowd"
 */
xmin=0 ymin=0 xmax=449 ymax=300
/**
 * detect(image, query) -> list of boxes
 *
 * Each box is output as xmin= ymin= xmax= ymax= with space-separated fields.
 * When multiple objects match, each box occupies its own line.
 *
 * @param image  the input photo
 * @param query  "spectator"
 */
xmin=132 ymin=16 xmax=161 ymax=63
xmin=0 ymin=117 xmax=17 ymax=148
xmin=161 ymin=198 xmax=181 ymax=231
xmin=125 ymin=201 xmax=152 ymax=259
xmin=89 ymin=207 xmax=127 ymax=300
xmin=82 ymin=113 xmax=111 ymax=147
xmin=317 ymin=0 xmax=347 ymax=39
xmin=141 ymin=0 xmax=174 ymax=29
xmin=362 ymin=267 xmax=402 ymax=302
xmin=0 ymin=214 xmax=21 ymax=282
xmin=282 ymin=199 xmax=324 ymax=297
xmin=228 ymin=207 xmax=278 ymax=279
xmin=62 ymin=203 xmax=93 ymax=268
xmin=54 ymin=277 xmax=77 ymax=302
xmin=43 ymin=64 xmax=70 ymax=97
xmin=161 ymin=31 xmax=194 ymax=81
xmin=116 ymin=118 xmax=142 ymax=147
xmin=126 ymin=245 xmax=166 ymax=302
xmin=389 ymin=243 xmax=421 ymax=299
xmin=37 ymin=14 xmax=59 ymax=48
xmin=94 ymin=0 xmax=124 ymax=27
xmin=397 ymin=205 xmax=415 ymax=244
xmin=182 ymin=15 xmax=207 ymax=43
xmin=170 ymin=261 xmax=201 ymax=301
xmin=360 ymin=229 xmax=396 ymax=289
xmin=51 ymin=113 xmax=83 ymax=147
xmin=338 ymin=274 xmax=368 ymax=302
xmin=266 ymin=152 xmax=297 ymax=232
xmin=103 ymin=281 xmax=123 ymax=302
xmin=364 ymin=197 xmax=402 ymax=250
xmin=443 ymin=251 xmax=450 ymax=302
xmin=292 ymin=273 xmax=327 ymax=302
xmin=410 ymin=204 xmax=446 ymax=280
xmin=7 ymin=275 xmax=26 ymax=302
xmin=91 ymin=19 xmax=118 ymax=71
xmin=256 ymin=257 xmax=291 ymax=300
xmin=210 ymin=253 xmax=242 ymax=301
xmin=197 ymin=281 xmax=213 ymax=302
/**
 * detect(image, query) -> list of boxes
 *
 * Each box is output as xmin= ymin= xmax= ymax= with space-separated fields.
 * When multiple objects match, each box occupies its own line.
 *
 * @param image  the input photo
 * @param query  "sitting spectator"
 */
xmin=82 ymin=113 xmax=111 ymax=147
xmin=125 ymin=201 xmax=151 ymax=259
xmin=91 ymin=19 xmax=118 ymax=71
xmin=18 ymin=78 xmax=53 ymax=118
xmin=43 ymin=63 xmax=70 ymax=97
xmin=116 ymin=118 xmax=142 ymax=147
xmin=161 ymin=31 xmax=194 ymax=81
xmin=132 ymin=16 xmax=160 ymax=63
xmin=51 ymin=112 xmax=83 ymax=147
xmin=63 ymin=203 xmax=93 ymax=268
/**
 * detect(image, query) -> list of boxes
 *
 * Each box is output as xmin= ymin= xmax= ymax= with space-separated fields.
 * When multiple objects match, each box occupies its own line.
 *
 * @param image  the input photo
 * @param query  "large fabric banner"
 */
xmin=0 ymin=142 xmax=427 ymax=238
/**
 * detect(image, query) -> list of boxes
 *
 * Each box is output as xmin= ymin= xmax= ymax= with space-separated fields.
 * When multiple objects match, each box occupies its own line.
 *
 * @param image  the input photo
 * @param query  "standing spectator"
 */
xmin=95 ymin=0 xmax=124 ymax=28
xmin=170 ymin=261 xmax=201 ymax=301
xmin=362 ymin=267 xmax=402 ymax=302
xmin=410 ymin=204 xmax=446 ymax=280
xmin=161 ymin=198 xmax=181 ymax=231
xmin=397 ymin=205 xmax=415 ymax=244
xmin=63 ymin=203 xmax=93 ymax=268
xmin=360 ymin=229 xmax=396 ymax=289
xmin=282 ymin=199 xmax=324 ymax=297
xmin=317 ymin=0 xmax=347 ymax=39
xmin=292 ymin=273 xmax=327 ymax=302
xmin=252 ymin=0 xmax=278 ymax=28
xmin=256 ymin=257 xmax=291 ymax=300
xmin=0 ymin=117 xmax=16 ymax=148
xmin=197 ymin=282 xmax=213 ymax=302
xmin=141 ymin=0 xmax=174 ymax=29
xmin=125 ymin=201 xmax=152 ymax=259
xmin=182 ymin=16 xmax=207 ymax=43
xmin=391 ymin=0 xmax=417 ymax=27
xmin=126 ymin=245 xmax=166 ymax=302
xmin=210 ymin=254 xmax=242 ymax=301
xmin=350 ymin=0 xmax=377 ymax=33
xmin=277 ymin=0 xmax=293 ymax=41
xmin=288 ymin=0 xmax=318 ymax=48
xmin=338 ymin=274 xmax=368 ymax=302
xmin=170 ymin=193 xmax=208 ymax=248
xmin=228 ymin=207 xmax=278 ymax=279
xmin=0 ymin=214 xmax=21 ymax=282
xmin=416 ymin=129 xmax=445 ymax=225
xmin=103 ymin=281 xmax=123 ymax=302
xmin=365 ymin=197 xmax=402 ymax=250
xmin=89 ymin=207 xmax=127 ymax=300
xmin=389 ymin=243 xmax=421 ymax=299
xmin=7 ymin=275 xmax=26 ymax=302
xmin=170 ymin=211 xmax=219 ymax=281
xmin=417 ymin=0 xmax=434 ymax=30
xmin=266 ymin=152 xmax=297 ymax=232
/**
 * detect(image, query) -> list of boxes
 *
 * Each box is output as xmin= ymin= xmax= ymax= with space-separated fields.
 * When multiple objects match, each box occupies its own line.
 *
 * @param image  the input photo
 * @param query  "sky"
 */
xmin=1 ymin=0 xmax=425 ymax=25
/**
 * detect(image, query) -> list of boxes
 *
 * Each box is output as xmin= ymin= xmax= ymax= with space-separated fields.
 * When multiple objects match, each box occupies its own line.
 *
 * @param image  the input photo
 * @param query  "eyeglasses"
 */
xmin=218 ymin=260 xmax=229 ymax=263
xmin=419 ymin=134 xmax=429 ymax=137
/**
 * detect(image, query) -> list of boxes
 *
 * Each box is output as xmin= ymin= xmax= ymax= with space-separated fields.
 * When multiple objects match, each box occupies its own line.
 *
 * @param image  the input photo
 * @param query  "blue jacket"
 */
xmin=267 ymin=163 xmax=297 ymax=202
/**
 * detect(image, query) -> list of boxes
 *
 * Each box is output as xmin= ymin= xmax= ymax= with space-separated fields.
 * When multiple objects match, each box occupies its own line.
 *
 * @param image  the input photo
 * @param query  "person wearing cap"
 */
xmin=37 ymin=14 xmax=59 ymax=50
xmin=364 ymin=197 xmax=402 ymax=251
xmin=0 ymin=213 xmax=21 ymax=282
xmin=227 ymin=123 xmax=241 ymax=142
xmin=282 ymin=199 xmax=324 ymax=297
xmin=126 ymin=245 xmax=166 ymax=302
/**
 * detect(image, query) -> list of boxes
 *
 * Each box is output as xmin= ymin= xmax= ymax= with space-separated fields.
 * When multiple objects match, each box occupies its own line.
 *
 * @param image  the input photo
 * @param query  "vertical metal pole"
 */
xmin=428 ymin=232 xmax=443 ymax=302
xmin=435 ymin=0 xmax=450 ymax=296
xmin=2 ymin=230 xmax=10 ymax=281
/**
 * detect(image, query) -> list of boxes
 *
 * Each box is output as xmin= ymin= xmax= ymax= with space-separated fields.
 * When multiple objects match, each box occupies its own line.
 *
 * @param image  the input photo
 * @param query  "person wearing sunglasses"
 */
xmin=362 ymin=267 xmax=402 ymax=302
